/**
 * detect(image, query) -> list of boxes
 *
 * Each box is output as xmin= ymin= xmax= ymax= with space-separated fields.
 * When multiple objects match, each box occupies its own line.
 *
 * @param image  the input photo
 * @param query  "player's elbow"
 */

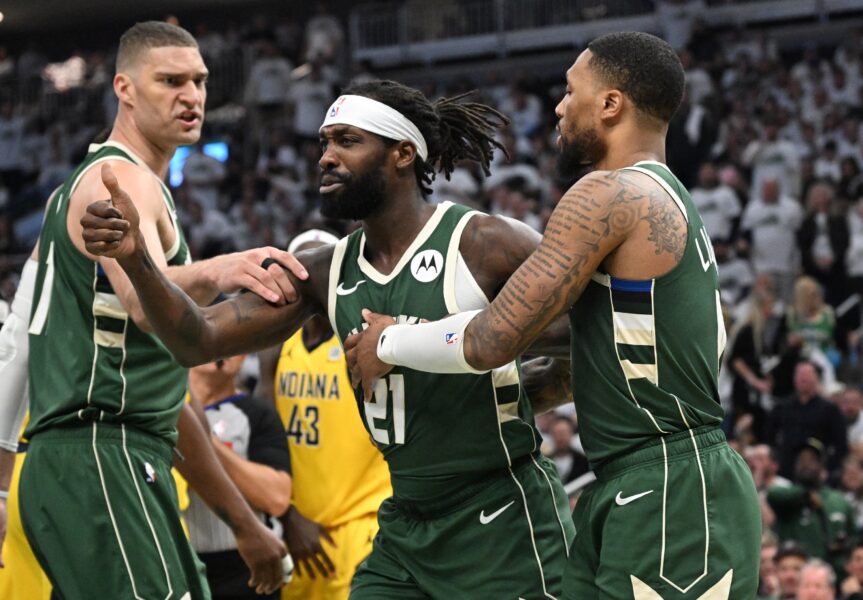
xmin=173 ymin=348 xmax=213 ymax=368
xmin=469 ymin=347 xmax=513 ymax=372
xmin=126 ymin=303 xmax=154 ymax=334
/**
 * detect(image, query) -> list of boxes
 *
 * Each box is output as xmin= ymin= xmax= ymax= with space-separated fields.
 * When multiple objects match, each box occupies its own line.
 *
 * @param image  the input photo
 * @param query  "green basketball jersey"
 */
xmin=26 ymin=141 xmax=191 ymax=444
xmin=329 ymin=202 xmax=541 ymax=503
xmin=570 ymin=161 xmax=726 ymax=468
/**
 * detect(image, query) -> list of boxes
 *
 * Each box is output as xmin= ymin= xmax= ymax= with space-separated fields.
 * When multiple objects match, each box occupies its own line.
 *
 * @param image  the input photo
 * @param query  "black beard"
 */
xmin=556 ymin=126 xmax=606 ymax=179
xmin=320 ymin=165 xmax=388 ymax=221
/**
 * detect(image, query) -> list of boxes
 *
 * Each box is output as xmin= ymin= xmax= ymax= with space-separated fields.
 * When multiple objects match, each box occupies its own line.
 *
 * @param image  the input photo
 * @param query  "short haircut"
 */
xmin=587 ymin=31 xmax=685 ymax=123
xmin=117 ymin=21 xmax=198 ymax=73
xmin=801 ymin=558 xmax=836 ymax=587
xmin=775 ymin=541 xmax=808 ymax=563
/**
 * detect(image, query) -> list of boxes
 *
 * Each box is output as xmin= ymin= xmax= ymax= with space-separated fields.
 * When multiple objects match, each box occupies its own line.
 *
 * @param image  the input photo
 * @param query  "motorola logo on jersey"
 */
xmin=410 ymin=250 xmax=443 ymax=283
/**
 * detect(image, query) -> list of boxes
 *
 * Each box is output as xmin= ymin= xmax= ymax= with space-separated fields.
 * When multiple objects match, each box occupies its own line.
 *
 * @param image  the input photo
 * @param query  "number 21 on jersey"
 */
xmin=365 ymin=374 xmax=405 ymax=445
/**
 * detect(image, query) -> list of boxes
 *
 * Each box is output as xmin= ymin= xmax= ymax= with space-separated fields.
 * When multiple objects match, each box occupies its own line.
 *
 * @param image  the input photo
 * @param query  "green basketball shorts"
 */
xmin=563 ymin=427 xmax=760 ymax=599
xmin=19 ymin=422 xmax=210 ymax=600
xmin=350 ymin=455 xmax=575 ymax=599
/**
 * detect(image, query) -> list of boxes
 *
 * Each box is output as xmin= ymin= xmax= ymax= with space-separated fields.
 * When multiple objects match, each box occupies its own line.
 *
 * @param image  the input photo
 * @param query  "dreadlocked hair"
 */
xmin=341 ymin=80 xmax=510 ymax=196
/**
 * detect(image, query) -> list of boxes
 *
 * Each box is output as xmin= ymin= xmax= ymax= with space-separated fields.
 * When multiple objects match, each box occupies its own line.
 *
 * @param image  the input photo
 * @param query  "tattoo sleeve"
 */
xmin=464 ymin=171 xmax=640 ymax=370
xmin=118 ymin=243 xmax=324 ymax=366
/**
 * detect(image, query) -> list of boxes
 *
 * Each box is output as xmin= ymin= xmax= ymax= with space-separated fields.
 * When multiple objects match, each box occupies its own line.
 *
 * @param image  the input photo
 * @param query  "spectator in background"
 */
xmin=305 ymin=1 xmax=345 ymax=66
xmin=743 ymin=118 xmax=801 ymax=201
xmin=840 ymin=456 xmax=863 ymax=532
xmin=760 ymin=532 xmax=781 ymax=600
xmin=546 ymin=416 xmax=589 ymax=485
xmin=787 ymin=277 xmax=839 ymax=366
xmin=842 ymin=543 xmax=863 ymax=599
xmin=814 ymin=141 xmax=842 ymax=183
xmin=690 ymin=161 xmax=742 ymax=243
xmin=839 ymin=387 xmax=863 ymax=447
xmin=716 ymin=238 xmax=754 ymax=306
xmin=287 ymin=53 xmax=335 ymax=143
xmin=741 ymin=177 xmax=804 ymax=301
xmin=839 ymin=158 xmax=863 ymax=202
xmin=836 ymin=118 xmax=863 ymax=170
xmin=0 ymin=102 xmax=27 ymax=195
xmin=775 ymin=542 xmax=810 ymax=600
xmin=0 ymin=214 xmax=25 ymax=257
xmin=185 ymin=198 xmax=235 ymax=258
xmin=748 ymin=444 xmax=792 ymax=492
xmin=498 ymin=80 xmax=543 ymax=141
xmin=183 ymin=143 xmax=228 ymax=212
xmin=245 ymin=40 xmax=293 ymax=143
xmin=796 ymin=560 xmax=836 ymax=600
xmin=798 ymin=183 xmax=849 ymax=306
xmin=767 ymin=362 xmax=848 ymax=478
xmin=0 ymin=47 xmax=15 ymax=83
xmin=846 ymin=197 xmax=863 ymax=315
xmin=768 ymin=439 xmax=855 ymax=579
xmin=728 ymin=282 xmax=786 ymax=434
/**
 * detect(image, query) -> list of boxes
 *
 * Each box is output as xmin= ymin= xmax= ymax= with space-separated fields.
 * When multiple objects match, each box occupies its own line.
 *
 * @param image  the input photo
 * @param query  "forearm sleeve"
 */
xmin=376 ymin=310 xmax=487 ymax=374
xmin=0 ymin=259 xmax=37 ymax=451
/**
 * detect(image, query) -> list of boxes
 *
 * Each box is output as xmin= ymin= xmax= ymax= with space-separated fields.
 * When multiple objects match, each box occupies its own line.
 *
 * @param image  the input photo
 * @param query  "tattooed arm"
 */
xmin=80 ymin=165 xmax=331 ymax=366
xmin=458 ymin=213 xmax=571 ymax=359
xmin=463 ymin=168 xmax=684 ymax=370
xmin=345 ymin=168 xmax=686 ymax=391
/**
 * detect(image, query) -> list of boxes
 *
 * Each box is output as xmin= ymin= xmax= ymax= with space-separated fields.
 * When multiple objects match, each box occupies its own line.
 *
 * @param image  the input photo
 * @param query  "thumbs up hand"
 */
xmin=80 ymin=164 xmax=141 ymax=259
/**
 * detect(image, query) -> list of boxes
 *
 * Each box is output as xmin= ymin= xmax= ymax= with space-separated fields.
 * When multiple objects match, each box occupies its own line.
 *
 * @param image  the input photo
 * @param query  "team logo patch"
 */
xmin=143 ymin=462 xmax=157 ymax=484
xmin=410 ymin=250 xmax=443 ymax=283
xmin=445 ymin=332 xmax=459 ymax=345
xmin=329 ymin=345 xmax=342 ymax=361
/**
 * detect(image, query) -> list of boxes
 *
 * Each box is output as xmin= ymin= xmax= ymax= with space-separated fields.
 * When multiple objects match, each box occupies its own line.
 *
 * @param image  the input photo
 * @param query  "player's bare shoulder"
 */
xmin=459 ymin=211 xmax=541 ymax=297
xmin=67 ymin=160 xmax=165 ymax=253
xmin=608 ymin=168 xmax=687 ymax=262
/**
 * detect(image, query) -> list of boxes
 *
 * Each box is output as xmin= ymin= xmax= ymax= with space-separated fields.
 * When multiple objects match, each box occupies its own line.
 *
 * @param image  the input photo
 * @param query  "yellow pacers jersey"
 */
xmin=275 ymin=330 xmax=391 ymax=526
xmin=0 ymin=419 xmax=51 ymax=600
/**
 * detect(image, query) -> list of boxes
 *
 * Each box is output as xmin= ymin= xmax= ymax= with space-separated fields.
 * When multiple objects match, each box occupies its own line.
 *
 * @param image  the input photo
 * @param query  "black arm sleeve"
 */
xmin=244 ymin=395 xmax=292 ymax=475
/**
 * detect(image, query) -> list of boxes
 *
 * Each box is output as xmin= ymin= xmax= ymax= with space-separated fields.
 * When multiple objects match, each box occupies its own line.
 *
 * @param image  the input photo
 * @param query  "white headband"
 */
xmin=288 ymin=229 xmax=340 ymax=254
xmin=320 ymin=95 xmax=429 ymax=162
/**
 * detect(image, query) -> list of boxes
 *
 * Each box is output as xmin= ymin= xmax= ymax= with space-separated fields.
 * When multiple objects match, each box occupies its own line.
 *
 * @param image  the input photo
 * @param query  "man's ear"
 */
xmin=599 ymin=89 xmax=624 ymax=122
xmin=114 ymin=73 xmax=134 ymax=107
xmin=394 ymin=140 xmax=418 ymax=171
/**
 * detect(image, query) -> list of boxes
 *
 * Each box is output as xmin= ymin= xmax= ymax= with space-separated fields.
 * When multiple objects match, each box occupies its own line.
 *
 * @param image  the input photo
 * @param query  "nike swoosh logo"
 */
xmin=479 ymin=500 xmax=515 ymax=525
xmin=615 ymin=490 xmax=654 ymax=506
xmin=336 ymin=280 xmax=366 ymax=296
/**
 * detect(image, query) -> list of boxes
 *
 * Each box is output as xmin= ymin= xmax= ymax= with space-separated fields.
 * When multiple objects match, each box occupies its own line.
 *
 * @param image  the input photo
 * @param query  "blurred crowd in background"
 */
xmin=3 ymin=1 xmax=863 ymax=597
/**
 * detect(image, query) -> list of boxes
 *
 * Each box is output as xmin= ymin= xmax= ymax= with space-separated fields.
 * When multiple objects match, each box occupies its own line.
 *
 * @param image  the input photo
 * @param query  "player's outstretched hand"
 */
xmin=81 ymin=164 xmax=140 ymax=259
xmin=235 ymin=518 xmax=288 ymax=595
xmin=344 ymin=309 xmax=396 ymax=401
xmin=210 ymin=248 xmax=309 ymax=305
xmin=281 ymin=506 xmax=337 ymax=580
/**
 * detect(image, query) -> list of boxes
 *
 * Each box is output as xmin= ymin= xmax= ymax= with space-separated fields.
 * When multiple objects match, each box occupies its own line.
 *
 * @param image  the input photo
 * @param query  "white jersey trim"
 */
xmin=624 ymin=162 xmax=689 ymax=223
xmin=327 ymin=237 xmax=350 ymax=341
xmin=357 ymin=202 xmax=452 ymax=285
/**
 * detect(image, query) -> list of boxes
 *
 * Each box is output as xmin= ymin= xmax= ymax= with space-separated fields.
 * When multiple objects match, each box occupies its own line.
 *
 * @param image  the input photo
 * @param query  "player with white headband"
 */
xmin=81 ymin=79 xmax=575 ymax=599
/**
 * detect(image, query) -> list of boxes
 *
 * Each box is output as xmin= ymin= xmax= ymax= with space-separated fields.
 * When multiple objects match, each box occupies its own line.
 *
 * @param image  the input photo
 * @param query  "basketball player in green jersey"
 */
xmin=82 ymin=81 xmax=576 ymax=598
xmin=20 ymin=22 xmax=305 ymax=599
xmin=346 ymin=32 xmax=761 ymax=599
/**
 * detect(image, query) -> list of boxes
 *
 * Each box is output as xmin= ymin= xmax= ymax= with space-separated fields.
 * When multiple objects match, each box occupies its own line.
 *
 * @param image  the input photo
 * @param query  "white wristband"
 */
xmin=0 ymin=489 xmax=8 ymax=500
xmin=376 ymin=310 xmax=487 ymax=374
